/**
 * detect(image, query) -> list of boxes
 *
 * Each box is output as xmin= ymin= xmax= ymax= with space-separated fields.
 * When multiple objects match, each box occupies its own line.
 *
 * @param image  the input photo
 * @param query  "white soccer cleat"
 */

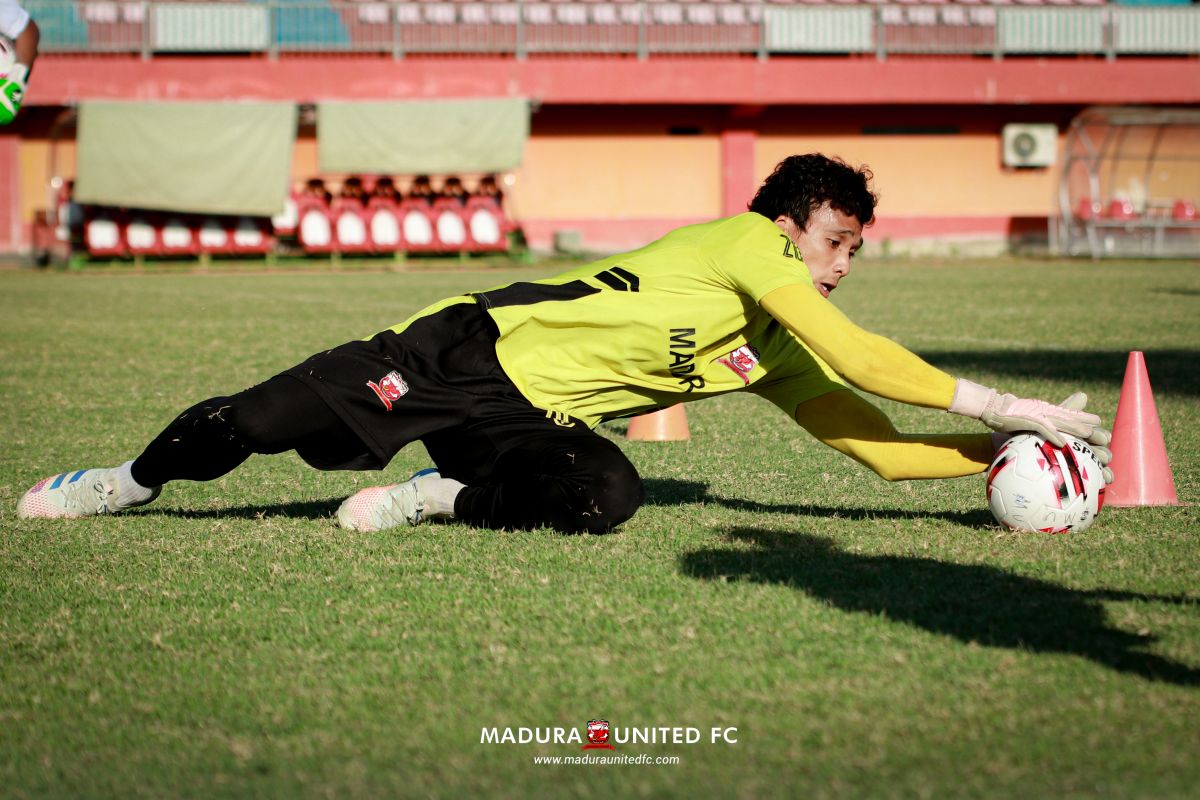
xmin=337 ymin=469 xmax=438 ymax=532
xmin=17 ymin=468 xmax=160 ymax=519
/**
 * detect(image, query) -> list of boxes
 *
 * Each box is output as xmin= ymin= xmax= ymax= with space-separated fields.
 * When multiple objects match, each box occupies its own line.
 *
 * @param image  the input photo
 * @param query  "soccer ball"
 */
xmin=986 ymin=432 xmax=1106 ymax=534
xmin=0 ymin=36 xmax=15 ymax=79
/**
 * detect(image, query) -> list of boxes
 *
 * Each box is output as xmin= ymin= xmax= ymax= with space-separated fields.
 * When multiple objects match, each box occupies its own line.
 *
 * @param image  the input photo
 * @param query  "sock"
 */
xmin=415 ymin=475 xmax=466 ymax=519
xmin=112 ymin=460 xmax=158 ymax=507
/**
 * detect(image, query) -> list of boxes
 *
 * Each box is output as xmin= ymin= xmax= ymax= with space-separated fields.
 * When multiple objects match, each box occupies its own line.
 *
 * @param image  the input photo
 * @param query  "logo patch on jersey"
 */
xmin=367 ymin=370 xmax=409 ymax=411
xmin=718 ymin=344 xmax=761 ymax=385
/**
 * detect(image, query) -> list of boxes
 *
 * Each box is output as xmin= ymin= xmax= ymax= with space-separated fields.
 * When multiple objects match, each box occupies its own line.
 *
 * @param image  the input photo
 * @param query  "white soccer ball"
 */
xmin=986 ymin=432 xmax=1107 ymax=534
xmin=0 ymin=36 xmax=15 ymax=79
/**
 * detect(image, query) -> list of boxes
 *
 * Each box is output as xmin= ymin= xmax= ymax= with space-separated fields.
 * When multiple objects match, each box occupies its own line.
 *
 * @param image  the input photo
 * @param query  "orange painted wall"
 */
xmin=757 ymin=135 xmax=1059 ymax=218
xmin=18 ymin=139 xmax=75 ymax=226
xmin=507 ymin=135 xmax=722 ymax=222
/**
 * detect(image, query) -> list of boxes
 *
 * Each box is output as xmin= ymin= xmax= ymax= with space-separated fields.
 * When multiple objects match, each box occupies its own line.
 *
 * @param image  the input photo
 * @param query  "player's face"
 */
xmin=775 ymin=203 xmax=864 ymax=299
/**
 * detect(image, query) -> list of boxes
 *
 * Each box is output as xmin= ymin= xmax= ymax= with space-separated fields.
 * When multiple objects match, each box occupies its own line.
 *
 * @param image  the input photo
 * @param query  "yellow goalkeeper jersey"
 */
xmin=458 ymin=212 xmax=847 ymax=428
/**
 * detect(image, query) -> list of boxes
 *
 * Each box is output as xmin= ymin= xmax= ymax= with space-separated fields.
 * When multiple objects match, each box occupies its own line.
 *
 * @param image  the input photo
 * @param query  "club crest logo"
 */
xmin=367 ymin=370 xmax=409 ymax=411
xmin=718 ymin=344 xmax=761 ymax=385
xmin=583 ymin=719 xmax=615 ymax=751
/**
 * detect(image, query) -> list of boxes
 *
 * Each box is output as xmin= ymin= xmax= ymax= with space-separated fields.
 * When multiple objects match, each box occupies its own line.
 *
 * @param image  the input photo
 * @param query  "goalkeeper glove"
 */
xmin=0 ymin=64 xmax=29 ymax=126
xmin=990 ymin=393 xmax=1115 ymax=484
xmin=950 ymin=379 xmax=1110 ymax=449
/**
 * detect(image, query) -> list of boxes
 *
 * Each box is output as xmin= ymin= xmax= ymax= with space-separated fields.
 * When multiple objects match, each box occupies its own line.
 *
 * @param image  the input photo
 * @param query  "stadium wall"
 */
xmin=5 ymin=53 xmax=1200 ymax=256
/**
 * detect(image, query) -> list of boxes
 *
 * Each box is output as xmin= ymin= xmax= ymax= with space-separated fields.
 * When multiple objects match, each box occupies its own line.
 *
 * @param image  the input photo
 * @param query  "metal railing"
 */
xmin=25 ymin=1 xmax=1200 ymax=60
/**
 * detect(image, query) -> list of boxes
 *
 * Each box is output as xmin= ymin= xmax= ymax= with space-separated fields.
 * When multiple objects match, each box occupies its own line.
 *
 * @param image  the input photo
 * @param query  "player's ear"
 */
xmin=774 ymin=215 xmax=800 ymax=238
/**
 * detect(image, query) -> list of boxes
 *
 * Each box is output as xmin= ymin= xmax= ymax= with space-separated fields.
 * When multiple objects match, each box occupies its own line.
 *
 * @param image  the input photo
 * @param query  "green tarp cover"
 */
xmin=317 ymin=99 xmax=529 ymax=174
xmin=74 ymin=102 xmax=297 ymax=216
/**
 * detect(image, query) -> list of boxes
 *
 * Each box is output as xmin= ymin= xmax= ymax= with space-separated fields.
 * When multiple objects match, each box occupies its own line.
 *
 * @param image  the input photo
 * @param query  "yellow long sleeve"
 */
xmin=795 ymin=389 xmax=994 ymax=481
xmin=760 ymin=283 xmax=957 ymax=410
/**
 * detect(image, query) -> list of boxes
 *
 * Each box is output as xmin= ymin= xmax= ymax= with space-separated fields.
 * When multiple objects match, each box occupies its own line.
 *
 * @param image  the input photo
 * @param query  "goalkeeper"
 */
xmin=18 ymin=154 xmax=1113 ymax=533
xmin=0 ymin=0 xmax=37 ymax=125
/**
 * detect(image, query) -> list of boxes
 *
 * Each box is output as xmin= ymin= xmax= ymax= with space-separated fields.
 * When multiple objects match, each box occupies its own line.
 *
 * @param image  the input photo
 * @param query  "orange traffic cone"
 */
xmin=1106 ymin=351 xmax=1179 ymax=507
xmin=626 ymin=405 xmax=690 ymax=442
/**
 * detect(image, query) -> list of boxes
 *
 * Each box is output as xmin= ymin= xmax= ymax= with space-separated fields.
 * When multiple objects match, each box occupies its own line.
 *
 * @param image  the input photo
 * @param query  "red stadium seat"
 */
xmin=1106 ymin=199 xmax=1137 ymax=221
xmin=590 ymin=4 xmax=620 ymax=23
xmin=271 ymin=190 xmax=300 ymax=238
xmin=651 ymin=4 xmax=684 ymax=22
xmin=332 ymin=198 xmax=371 ymax=254
xmin=125 ymin=211 xmax=162 ymax=258
xmin=366 ymin=197 xmax=403 ymax=253
xmin=231 ymin=217 xmax=274 ymax=255
xmin=399 ymin=198 xmax=439 ymax=254
xmin=1172 ymin=200 xmax=1197 ymax=222
xmin=1076 ymin=197 xmax=1098 ymax=221
xmin=465 ymin=196 xmax=510 ymax=253
xmin=555 ymin=4 xmax=588 ymax=23
xmin=297 ymin=197 xmax=336 ymax=254
xmin=619 ymin=4 xmax=644 ymax=23
xmin=160 ymin=215 xmax=199 ymax=257
xmin=198 ymin=217 xmax=236 ymax=255
xmin=85 ymin=208 xmax=126 ymax=258
xmin=432 ymin=197 xmax=470 ymax=252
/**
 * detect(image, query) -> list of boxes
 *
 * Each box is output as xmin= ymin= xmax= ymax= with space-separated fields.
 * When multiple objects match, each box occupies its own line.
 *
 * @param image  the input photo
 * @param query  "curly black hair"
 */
xmin=748 ymin=154 xmax=877 ymax=230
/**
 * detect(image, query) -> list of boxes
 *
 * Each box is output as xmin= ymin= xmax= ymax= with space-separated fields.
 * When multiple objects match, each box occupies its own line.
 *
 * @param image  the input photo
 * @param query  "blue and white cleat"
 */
xmin=17 ymin=468 xmax=160 ymax=519
xmin=336 ymin=468 xmax=440 ymax=532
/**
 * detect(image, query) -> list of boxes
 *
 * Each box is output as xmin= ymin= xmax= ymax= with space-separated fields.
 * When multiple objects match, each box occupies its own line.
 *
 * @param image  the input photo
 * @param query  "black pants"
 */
xmin=130 ymin=304 xmax=644 ymax=534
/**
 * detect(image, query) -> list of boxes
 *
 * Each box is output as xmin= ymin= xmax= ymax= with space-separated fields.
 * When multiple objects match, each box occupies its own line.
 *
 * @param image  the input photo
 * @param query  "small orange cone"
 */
xmin=1106 ymin=351 xmax=1179 ymax=507
xmin=626 ymin=405 xmax=690 ymax=442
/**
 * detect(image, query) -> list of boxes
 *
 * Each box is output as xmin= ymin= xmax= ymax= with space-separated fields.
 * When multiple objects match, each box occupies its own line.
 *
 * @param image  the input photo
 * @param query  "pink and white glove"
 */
xmin=950 ymin=379 xmax=1112 ymax=450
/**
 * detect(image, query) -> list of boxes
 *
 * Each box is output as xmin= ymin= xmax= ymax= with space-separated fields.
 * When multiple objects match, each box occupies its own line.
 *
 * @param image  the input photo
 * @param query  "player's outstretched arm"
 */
xmin=759 ymin=283 xmax=1112 ymax=450
xmin=761 ymin=283 xmax=960 ymax=408
xmin=793 ymin=389 xmax=996 ymax=481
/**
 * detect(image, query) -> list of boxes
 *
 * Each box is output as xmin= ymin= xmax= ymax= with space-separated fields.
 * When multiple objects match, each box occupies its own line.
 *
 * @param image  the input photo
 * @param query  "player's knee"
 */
xmin=223 ymin=384 xmax=291 ymax=452
xmin=173 ymin=390 xmax=281 ymax=454
xmin=172 ymin=397 xmax=242 ymax=439
xmin=571 ymin=451 xmax=643 ymax=535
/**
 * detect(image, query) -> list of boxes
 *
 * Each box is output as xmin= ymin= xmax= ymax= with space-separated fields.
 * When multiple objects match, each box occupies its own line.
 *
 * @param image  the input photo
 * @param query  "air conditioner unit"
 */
xmin=1002 ymin=123 xmax=1058 ymax=169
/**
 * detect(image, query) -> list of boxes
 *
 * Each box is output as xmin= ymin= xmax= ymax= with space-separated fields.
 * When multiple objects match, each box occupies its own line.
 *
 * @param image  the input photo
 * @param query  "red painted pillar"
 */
xmin=720 ymin=128 xmax=756 ymax=218
xmin=0 ymin=133 xmax=18 ymax=254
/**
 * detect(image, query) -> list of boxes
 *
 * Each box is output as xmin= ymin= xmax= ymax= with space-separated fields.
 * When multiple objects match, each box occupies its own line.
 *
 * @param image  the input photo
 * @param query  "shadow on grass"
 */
xmin=642 ymin=478 xmax=996 ymax=528
xmin=147 ymin=499 xmax=341 ymax=521
xmin=681 ymin=528 xmax=1200 ymax=686
xmin=141 ymin=478 xmax=994 ymax=527
xmin=918 ymin=349 xmax=1199 ymax=397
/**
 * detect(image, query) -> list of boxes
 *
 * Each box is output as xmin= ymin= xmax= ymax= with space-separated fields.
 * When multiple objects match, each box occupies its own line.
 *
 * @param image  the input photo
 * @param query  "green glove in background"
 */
xmin=0 ymin=63 xmax=29 ymax=125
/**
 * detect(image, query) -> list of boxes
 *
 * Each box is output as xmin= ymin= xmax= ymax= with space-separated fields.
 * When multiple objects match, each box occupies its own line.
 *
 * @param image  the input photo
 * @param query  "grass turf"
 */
xmin=1 ymin=258 xmax=1198 ymax=799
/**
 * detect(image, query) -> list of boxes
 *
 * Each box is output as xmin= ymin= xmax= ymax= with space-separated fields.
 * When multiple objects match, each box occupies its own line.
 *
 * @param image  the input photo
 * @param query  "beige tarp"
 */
xmin=74 ymin=102 xmax=297 ymax=216
xmin=317 ymin=99 xmax=529 ymax=174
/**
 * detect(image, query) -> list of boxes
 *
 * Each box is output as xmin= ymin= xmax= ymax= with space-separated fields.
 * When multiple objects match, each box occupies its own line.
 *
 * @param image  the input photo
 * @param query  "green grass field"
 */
xmin=2 ymin=258 xmax=1198 ymax=799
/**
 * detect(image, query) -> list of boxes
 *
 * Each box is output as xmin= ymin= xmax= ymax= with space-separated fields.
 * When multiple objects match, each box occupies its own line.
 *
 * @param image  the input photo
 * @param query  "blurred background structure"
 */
xmin=3 ymin=0 xmax=1199 ymax=262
